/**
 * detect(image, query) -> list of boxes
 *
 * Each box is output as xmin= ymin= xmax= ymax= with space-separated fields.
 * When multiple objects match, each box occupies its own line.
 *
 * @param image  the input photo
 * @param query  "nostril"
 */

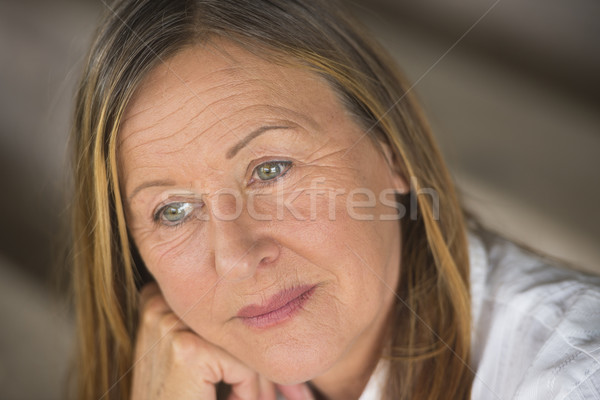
xmin=259 ymin=255 xmax=273 ymax=265
xmin=258 ymin=240 xmax=280 ymax=266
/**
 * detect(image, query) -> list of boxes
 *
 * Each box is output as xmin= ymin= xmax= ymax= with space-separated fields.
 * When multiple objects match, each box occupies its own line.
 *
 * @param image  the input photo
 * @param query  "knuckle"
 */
xmin=145 ymin=294 xmax=167 ymax=313
xmin=170 ymin=331 xmax=202 ymax=364
xmin=139 ymin=296 xmax=167 ymax=326
xmin=158 ymin=313 xmax=179 ymax=337
xmin=140 ymin=306 xmax=159 ymax=328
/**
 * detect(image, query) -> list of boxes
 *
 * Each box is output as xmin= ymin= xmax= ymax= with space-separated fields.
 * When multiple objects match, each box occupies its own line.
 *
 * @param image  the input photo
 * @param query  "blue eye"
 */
xmin=156 ymin=202 xmax=194 ymax=225
xmin=253 ymin=161 xmax=292 ymax=182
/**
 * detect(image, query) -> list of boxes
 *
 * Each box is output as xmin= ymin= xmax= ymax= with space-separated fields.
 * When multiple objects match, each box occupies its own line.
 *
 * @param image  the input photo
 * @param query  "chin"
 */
xmin=215 ymin=288 xmax=362 ymax=384
xmin=260 ymin=347 xmax=340 ymax=384
xmin=245 ymin=325 xmax=346 ymax=384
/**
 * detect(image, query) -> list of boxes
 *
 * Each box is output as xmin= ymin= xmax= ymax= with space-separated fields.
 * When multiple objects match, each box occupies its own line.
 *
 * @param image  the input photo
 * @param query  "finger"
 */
xmin=257 ymin=375 xmax=277 ymax=400
xmin=195 ymin=344 xmax=259 ymax=400
xmin=139 ymin=290 xmax=171 ymax=320
xmin=276 ymin=383 xmax=314 ymax=400
xmin=223 ymin=365 xmax=259 ymax=400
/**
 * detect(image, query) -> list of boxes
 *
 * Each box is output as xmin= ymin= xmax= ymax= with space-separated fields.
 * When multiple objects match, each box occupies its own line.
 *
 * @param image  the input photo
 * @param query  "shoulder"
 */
xmin=468 ymin=229 xmax=600 ymax=400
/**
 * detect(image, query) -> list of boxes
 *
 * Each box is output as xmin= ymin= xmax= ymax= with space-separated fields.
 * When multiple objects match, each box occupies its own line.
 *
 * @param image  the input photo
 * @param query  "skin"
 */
xmin=119 ymin=40 xmax=408 ymax=400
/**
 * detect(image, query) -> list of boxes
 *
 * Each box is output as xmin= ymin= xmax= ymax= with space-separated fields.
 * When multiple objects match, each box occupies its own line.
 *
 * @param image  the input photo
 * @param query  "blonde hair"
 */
xmin=71 ymin=0 xmax=472 ymax=398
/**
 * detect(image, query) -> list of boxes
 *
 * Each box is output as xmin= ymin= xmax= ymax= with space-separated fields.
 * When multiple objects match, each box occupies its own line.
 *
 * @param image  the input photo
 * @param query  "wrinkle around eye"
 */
xmin=145 ymin=217 xmax=205 ymax=267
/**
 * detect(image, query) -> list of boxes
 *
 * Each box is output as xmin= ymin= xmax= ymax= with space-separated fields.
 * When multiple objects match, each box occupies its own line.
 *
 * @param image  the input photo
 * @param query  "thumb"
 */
xmin=276 ymin=383 xmax=315 ymax=400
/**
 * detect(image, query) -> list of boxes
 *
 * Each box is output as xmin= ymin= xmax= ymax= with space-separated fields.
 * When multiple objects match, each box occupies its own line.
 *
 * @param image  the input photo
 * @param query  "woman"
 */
xmin=70 ymin=0 xmax=600 ymax=399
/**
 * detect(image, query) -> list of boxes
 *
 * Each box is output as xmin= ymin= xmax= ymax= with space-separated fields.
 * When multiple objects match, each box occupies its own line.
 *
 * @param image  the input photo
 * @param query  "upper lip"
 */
xmin=236 ymin=284 xmax=315 ymax=319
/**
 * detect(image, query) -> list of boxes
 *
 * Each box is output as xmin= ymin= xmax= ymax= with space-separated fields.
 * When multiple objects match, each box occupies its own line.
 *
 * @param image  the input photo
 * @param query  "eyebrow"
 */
xmin=128 ymin=179 xmax=176 ymax=201
xmin=225 ymin=125 xmax=291 ymax=159
xmin=128 ymin=125 xmax=292 ymax=201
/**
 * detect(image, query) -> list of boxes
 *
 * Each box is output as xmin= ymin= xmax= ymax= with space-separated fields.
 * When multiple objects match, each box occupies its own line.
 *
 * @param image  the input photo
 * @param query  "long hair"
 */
xmin=71 ymin=0 xmax=472 ymax=398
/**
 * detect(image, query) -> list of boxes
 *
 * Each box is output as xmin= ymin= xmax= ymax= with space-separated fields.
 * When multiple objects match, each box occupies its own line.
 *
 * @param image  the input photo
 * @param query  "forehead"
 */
xmin=118 ymin=41 xmax=343 ymax=147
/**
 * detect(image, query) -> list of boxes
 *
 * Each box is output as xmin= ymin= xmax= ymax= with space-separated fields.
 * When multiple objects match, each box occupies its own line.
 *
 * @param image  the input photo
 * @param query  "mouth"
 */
xmin=236 ymin=284 xmax=316 ymax=329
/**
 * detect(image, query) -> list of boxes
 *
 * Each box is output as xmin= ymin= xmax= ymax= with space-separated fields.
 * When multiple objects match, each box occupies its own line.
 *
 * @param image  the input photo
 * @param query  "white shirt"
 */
xmin=359 ymin=230 xmax=600 ymax=399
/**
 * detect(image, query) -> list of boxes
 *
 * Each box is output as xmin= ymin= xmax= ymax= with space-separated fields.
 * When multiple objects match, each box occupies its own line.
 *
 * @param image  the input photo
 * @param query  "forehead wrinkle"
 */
xmin=159 ymin=116 xmax=224 ymax=156
xmin=154 ymin=100 xmax=300 ymax=156
xmin=122 ymin=81 xmax=187 ymax=126
xmin=171 ymin=102 xmax=316 ymax=156
xmin=123 ymin=121 xmax=195 ymax=159
xmin=124 ymin=83 xmax=258 ymax=149
xmin=120 ymin=96 xmax=206 ymax=153
xmin=123 ymin=74 xmax=199 ymax=122
xmin=120 ymin=104 xmax=195 ymax=150
xmin=119 ymin=80 xmax=239 ymax=150
xmin=120 ymin=101 xmax=247 ymax=168
xmin=121 ymin=59 xmax=322 ymax=152
xmin=122 ymin=101 xmax=160 ymax=124
xmin=120 ymin=67 xmax=249 ymax=142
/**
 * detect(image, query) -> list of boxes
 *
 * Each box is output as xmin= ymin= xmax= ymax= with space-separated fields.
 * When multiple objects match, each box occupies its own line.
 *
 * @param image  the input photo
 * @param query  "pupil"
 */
xmin=260 ymin=163 xmax=280 ymax=179
xmin=165 ymin=206 xmax=182 ymax=220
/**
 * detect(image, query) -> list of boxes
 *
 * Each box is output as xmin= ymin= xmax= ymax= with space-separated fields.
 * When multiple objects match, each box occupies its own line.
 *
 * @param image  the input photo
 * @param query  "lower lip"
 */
xmin=239 ymin=286 xmax=316 ymax=329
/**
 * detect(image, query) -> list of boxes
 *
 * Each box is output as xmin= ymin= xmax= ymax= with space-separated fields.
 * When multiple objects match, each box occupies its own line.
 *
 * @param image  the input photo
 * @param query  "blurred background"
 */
xmin=0 ymin=0 xmax=598 ymax=398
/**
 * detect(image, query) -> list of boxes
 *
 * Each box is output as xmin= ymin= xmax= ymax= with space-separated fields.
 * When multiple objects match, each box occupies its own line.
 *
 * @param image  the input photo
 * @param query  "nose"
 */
xmin=211 ymin=216 xmax=280 ymax=282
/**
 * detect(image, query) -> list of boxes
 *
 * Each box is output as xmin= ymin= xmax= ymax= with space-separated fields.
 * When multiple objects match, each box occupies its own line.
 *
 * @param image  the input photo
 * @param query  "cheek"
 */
xmin=270 ymin=177 xmax=400 ymax=308
xmin=135 ymin=225 xmax=222 ymax=322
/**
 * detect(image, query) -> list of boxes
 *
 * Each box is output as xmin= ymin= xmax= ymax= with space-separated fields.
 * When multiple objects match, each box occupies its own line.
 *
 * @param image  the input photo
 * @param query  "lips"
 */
xmin=236 ymin=284 xmax=316 ymax=329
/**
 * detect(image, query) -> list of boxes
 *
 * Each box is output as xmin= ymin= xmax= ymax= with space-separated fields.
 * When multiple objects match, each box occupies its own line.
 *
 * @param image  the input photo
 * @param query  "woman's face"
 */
xmin=119 ymin=41 xmax=407 ymax=384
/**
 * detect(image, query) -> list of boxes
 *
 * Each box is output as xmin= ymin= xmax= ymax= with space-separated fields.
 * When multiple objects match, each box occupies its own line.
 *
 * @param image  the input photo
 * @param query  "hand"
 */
xmin=130 ymin=283 xmax=314 ymax=400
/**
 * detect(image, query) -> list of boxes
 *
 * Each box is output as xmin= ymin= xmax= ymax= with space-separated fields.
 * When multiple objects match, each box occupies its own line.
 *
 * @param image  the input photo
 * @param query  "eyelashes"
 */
xmin=153 ymin=159 xmax=294 ymax=227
